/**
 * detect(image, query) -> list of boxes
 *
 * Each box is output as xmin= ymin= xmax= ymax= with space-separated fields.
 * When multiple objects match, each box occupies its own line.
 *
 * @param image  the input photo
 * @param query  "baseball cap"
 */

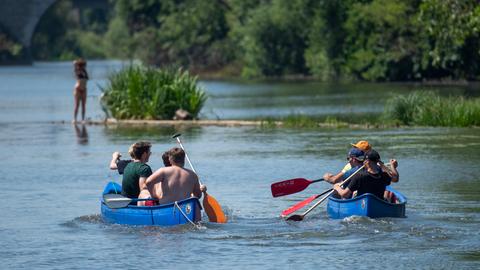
xmin=365 ymin=149 xmax=380 ymax=162
xmin=351 ymin=140 xmax=371 ymax=151
xmin=348 ymin=148 xmax=365 ymax=161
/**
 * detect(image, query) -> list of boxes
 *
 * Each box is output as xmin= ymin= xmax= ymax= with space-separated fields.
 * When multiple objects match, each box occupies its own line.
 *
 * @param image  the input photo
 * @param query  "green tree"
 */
xmin=32 ymin=0 xmax=110 ymax=60
xmin=342 ymin=0 xmax=419 ymax=81
xmin=239 ymin=0 xmax=316 ymax=77
xmin=305 ymin=0 xmax=352 ymax=80
xmin=106 ymin=0 xmax=231 ymax=69
xmin=416 ymin=0 xmax=480 ymax=79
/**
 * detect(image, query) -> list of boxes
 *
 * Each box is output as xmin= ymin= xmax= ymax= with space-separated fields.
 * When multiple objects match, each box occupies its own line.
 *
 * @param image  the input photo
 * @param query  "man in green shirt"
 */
xmin=121 ymin=141 xmax=153 ymax=199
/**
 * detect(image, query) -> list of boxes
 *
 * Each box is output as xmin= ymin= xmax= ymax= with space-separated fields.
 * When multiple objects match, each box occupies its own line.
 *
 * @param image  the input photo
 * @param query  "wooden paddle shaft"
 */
xmin=174 ymin=136 xmax=203 ymax=185
xmin=173 ymin=134 xmax=227 ymax=223
xmin=300 ymin=164 xmax=365 ymax=217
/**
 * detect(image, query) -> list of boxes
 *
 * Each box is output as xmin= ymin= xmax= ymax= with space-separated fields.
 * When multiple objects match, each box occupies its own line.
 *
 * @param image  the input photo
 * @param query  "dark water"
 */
xmin=0 ymin=62 xmax=479 ymax=269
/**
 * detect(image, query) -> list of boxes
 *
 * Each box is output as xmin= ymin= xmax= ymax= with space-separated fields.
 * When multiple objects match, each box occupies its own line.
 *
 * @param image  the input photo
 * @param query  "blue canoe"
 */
xmin=327 ymin=186 xmax=407 ymax=219
xmin=100 ymin=182 xmax=201 ymax=226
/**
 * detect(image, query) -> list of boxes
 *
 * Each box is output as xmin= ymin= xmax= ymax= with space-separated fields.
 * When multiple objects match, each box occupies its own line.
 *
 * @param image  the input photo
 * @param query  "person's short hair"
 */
xmin=128 ymin=141 xmax=152 ymax=159
xmin=162 ymin=151 xmax=171 ymax=167
xmin=127 ymin=144 xmax=136 ymax=158
xmin=365 ymin=149 xmax=380 ymax=162
xmin=168 ymin=147 xmax=185 ymax=165
xmin=348 ymin=148 xmax=365 ymax=161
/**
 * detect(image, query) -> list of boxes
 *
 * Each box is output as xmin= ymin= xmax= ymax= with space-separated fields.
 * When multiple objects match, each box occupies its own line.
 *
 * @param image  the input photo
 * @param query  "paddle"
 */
xmin=280 ymin=188 xmax=333 ymax=217
xmin=103 ymin=193 xmax=157 ymax=209
xmin=172 ymin=133 xmax=227 ymax=223
xmin=271 ymin=178 xmax=324 ymax=197
xmin=286 ymin=165 xmax=365 ymax=221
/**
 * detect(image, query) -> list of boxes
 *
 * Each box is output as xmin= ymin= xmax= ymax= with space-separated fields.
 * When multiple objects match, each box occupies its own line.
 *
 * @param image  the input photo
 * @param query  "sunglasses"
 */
xmin=347 ymin=156 xmax=365 ymax=161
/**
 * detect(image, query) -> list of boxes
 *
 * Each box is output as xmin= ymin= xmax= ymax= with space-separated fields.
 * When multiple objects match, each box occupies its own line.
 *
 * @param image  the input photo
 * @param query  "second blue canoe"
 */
xmin=327 ymin=186 xmax=407 ymax=219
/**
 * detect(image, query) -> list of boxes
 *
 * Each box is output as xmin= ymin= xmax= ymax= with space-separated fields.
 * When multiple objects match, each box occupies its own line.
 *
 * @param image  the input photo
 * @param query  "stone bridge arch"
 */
xmin=0 ymin=0 xmax=108 ymax=64
xmin=0 ymin=0 xmax=57 ymax=63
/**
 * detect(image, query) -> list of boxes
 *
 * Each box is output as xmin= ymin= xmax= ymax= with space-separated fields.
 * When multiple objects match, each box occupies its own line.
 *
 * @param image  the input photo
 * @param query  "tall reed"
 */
xmin=100 ymin=65 xmax=207 ymax=120
xmin=384 ymin=91 xmax=480 ymax=127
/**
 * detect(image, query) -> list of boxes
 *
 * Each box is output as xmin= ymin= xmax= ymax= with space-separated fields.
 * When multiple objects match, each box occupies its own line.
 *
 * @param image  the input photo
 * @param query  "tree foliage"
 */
xmin=25 ymin=0 xmax=480 ymax=81
xmin=32 ymin=0 xmax=110 ymax=60
xmin=416 ymin=0 xmax=480 ymax=79
xmin=239 ymin=0 xmax=315 ymax=77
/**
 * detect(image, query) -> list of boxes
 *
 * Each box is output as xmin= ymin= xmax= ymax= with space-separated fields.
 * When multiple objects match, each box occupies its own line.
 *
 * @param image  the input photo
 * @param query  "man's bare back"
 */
xmin=146 ymin=165 xmax=202 ymax=205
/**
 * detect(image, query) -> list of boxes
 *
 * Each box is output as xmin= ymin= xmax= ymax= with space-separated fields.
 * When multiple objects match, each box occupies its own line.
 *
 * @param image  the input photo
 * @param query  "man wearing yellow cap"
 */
xmin=341 ymin=140 xmax=372 ymax=172
xmin=334 ymin=150 xmax=394 ymax=199
xmin=323 ymin=147 xmax=365 ymax=184
xmin=326 ymin=140 xmax=399 ymax=187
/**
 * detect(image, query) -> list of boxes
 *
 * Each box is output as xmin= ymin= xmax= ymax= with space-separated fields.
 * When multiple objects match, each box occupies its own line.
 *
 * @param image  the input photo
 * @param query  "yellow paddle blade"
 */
xmin=203 ymin=193 xmax=227 ymax=223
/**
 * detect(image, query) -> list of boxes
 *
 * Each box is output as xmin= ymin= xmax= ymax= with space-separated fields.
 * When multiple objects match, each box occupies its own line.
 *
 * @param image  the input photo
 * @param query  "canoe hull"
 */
xmin=100 ymin=182 xmax=201 ymax=226
xmin=327 ymin=186 xmax=407 ymax=219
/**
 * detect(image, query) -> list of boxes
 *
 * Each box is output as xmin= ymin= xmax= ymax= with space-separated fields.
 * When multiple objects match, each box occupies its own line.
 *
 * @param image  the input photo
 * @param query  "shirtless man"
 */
xmin=137 ymin=151 xmax=171 ymax=206
xmin=145 ymin=147 xmax=206 ymax=205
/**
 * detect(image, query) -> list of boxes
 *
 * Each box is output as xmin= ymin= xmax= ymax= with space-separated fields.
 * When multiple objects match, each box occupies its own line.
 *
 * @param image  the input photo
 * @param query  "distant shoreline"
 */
xmin=2 ymin=61 xmax=478 ymax=86
xmin=54 ymin=119 xmax=479 ymax=129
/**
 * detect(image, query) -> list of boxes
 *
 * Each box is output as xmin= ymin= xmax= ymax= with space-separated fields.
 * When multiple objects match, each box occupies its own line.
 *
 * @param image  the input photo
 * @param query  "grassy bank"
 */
xmin=384 ymin=91 xmax=480 ymax=127
xmin=100 ymin=65 xmax=207 ymax=120
xmin=257 ymin=91 xmax=480 ymax=128
xmin=259 ymin=115 xmax=364 ymax=129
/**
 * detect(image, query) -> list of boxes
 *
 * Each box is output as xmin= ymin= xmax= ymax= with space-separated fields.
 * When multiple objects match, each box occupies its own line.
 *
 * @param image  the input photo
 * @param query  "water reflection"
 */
xmin=440 ymin=179 xmax=480 ymax=203
xmin=102 ymin=125 xmax=204 ymax=143
xmin=73 ymin=123 xmax=88 ymax=145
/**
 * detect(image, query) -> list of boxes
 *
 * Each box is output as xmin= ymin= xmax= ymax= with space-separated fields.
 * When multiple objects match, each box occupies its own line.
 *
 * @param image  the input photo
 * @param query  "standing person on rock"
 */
xmin=73 ymin=58 xmax=89 ymax=123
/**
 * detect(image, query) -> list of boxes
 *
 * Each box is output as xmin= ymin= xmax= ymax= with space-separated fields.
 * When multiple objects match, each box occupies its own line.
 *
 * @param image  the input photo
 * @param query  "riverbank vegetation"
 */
xmin=24 ymin=0 xmax=480 ymax=82
xmin=383 ymin=91 xmax=480 ymax=127
xmin=100 ymin=65 xmax=206 ymax=120
xmin=258 ymin=91 xmax=480 ymax=128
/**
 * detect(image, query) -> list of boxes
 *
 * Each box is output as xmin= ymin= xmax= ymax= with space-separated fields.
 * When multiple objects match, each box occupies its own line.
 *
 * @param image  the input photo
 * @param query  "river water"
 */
xmin=0 ymin=61 xmax=479 ymax=269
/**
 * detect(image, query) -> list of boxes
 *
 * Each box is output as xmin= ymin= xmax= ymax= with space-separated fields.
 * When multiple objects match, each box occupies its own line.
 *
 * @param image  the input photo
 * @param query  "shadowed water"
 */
xmin=0 ymin=62 xmax=479 ymax=269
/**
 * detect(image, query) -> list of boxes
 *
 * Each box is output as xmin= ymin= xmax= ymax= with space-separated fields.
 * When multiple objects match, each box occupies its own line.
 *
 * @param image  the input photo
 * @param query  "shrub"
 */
xmin=384 ymin=91 xmax=480 ymax=126
xmin=100 ymin=65 xmax=207 ymax=120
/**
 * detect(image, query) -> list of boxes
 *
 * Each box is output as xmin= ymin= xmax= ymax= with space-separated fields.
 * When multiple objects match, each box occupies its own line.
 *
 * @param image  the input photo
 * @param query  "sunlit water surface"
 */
xmin=0 ymin=62 xmax=479 ymax=269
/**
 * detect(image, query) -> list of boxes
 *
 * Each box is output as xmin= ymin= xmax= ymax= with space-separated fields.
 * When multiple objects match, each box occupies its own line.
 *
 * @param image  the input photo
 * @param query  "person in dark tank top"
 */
xmin=333 ymin=149 xmax=398 ymax=200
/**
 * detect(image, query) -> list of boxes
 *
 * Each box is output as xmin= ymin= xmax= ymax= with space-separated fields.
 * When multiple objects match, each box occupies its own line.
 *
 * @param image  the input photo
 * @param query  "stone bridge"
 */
xmin=0 ymin=0 xmax=57 ymax=63
xmin=0 ymin=0 xmax=107 ymax=64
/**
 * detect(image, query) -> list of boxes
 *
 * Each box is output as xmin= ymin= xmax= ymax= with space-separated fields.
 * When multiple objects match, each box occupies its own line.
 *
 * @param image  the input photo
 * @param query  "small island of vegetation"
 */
xmin=100 ymin=65 xmax=206 ymax=120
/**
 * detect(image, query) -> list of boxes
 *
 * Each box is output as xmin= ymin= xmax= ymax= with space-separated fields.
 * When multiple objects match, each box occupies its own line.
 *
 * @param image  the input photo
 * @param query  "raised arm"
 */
xmin=109 ymin=151 xmax=121 ymax=170
xmin=380 ymin=159 xmax=399 ymax=183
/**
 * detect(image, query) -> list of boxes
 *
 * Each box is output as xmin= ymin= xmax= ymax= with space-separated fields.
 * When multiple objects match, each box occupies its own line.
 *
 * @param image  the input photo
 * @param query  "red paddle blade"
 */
xmin=271 ymin=178 xmax=311 ymax=197
xmin=280 ymin=194 xmax=319 ymax=217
